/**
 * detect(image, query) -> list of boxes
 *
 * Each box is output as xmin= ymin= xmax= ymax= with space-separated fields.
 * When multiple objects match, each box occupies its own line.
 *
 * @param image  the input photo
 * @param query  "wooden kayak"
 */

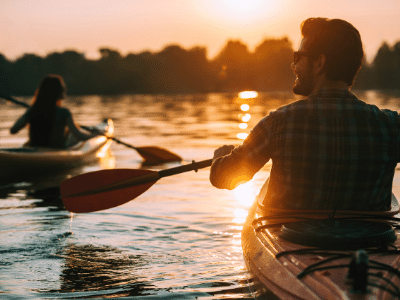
xmin=0 ymin=119 xmax=114 ymax=180
xmin=242 ymin=181 xmax=400 ymax=299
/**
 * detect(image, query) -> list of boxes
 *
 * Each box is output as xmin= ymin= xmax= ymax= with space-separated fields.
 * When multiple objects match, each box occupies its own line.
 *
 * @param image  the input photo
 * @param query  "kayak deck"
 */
xmin=242 ymin=195 xmax=400 ymax=299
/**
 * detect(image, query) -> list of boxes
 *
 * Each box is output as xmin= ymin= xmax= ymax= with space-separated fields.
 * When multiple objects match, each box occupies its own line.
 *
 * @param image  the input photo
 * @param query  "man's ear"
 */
xmin=314 ymin=54 xmax=326 ymax=75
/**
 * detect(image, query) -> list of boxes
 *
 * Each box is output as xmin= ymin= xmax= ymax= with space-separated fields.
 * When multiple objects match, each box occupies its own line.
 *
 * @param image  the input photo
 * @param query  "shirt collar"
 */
xmin=308 ymin=88 xmax=357 ymax=100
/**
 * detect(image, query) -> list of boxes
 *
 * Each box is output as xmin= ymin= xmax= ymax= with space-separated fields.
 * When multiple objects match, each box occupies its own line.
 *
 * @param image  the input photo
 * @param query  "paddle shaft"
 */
xmin=81 ymin=125 xmax=181 ymax=161
xmin=110 ymin=137 xmax=140 ymax=150
xmin=0 ymin=95 xmax=30 ymax=108
xmin=81 ymin=126 xmax=143 ymax=151
xmin=158 ymin=159 xmax=213 ymax=178
xmin=83 ymin=128 xmax=140 ymax=150
xmin=116 ymin=158 xmax=213 ymax=190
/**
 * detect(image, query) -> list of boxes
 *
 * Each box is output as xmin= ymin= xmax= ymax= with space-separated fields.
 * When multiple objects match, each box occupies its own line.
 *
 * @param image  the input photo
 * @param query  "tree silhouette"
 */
xmin=252 ymin=37 xmax=294 ymax=91
xmin=372 ymin=42 xmax=397 ymax=89
xmin=0 ymin=37 xmax=399 ymax=96
xmin=211 ymin=40 xmax=252 ymax=92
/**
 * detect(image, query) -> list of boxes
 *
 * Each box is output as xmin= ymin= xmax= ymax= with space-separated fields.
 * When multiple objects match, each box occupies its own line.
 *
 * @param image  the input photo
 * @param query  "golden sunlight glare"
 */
xmin=232 ymin=208 xmax=248 ymax=224
xmin=239 ymin=123 xmax=248 ymax=129
xmin=233 ymin=180 xmax=257 ymax=207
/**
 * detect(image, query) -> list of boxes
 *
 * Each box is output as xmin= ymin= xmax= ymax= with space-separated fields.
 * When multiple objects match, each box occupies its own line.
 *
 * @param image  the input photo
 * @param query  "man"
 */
xmin=210 ymin=18 xmax=400 ymax=211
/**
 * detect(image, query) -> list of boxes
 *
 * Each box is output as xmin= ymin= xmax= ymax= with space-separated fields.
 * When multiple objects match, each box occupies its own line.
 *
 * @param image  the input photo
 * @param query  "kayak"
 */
xmin=242 ymin=181 xmax=400 ymax=299
xmin=0 ymin=119 xmax=114 ymax=180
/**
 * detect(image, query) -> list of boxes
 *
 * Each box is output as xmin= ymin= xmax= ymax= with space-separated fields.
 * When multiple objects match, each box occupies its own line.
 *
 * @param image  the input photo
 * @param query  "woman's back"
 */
xmin=29 ymin=106 xmax=70 ymax=148
xmin=27 ymin=75 xmax=66 ymax=148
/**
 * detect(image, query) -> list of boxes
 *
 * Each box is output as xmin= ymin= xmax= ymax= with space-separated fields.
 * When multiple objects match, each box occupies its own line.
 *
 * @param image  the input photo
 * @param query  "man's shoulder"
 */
xmin=257 ymin=100 xmax=309 ymax=129
xmin=271 ymin=99 xmax=310 ymax=115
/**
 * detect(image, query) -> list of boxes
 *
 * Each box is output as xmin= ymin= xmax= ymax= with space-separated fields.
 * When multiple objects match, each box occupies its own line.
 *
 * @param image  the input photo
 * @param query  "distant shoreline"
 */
xmin=1 ymin=38 xmax=399 ymax=96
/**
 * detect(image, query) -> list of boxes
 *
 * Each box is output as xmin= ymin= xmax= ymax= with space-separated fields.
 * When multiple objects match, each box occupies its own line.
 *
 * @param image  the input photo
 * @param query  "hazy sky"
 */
xmin=1 ymin=0 xmax=400 ymax=63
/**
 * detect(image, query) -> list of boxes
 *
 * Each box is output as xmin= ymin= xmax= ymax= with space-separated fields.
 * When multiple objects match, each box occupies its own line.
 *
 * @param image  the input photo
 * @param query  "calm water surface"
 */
xmin=1 ymin=91 xmax=400 ymax=299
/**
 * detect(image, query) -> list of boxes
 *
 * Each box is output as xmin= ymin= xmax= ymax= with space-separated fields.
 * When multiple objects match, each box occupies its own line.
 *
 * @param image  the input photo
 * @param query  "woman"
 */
xmin=10 ymin=74 xmax=99 ymax=148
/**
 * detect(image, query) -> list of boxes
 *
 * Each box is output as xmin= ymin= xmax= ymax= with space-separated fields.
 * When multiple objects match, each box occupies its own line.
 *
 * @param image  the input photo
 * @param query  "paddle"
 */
xmin=60 ymin=159 xmax=213 ymax=213
xmin=0 ymin=94 xmax=182 ymax=164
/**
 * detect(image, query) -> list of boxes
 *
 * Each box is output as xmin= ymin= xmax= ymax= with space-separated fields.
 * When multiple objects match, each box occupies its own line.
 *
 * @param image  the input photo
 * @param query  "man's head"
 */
xmin=292 ymin=18 xmax=364 ymax=96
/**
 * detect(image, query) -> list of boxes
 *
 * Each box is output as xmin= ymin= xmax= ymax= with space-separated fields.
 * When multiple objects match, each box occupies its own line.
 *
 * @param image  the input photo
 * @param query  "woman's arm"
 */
xmin=65 ymin=112 xmax=99 ymax=141
xmin=10 ymin=109 xmax=31 ymax=134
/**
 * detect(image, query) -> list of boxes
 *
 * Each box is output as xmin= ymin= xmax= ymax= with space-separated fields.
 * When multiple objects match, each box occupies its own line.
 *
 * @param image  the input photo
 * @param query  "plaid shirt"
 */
xmin=210 ymin=88 xmax=400 ymax=210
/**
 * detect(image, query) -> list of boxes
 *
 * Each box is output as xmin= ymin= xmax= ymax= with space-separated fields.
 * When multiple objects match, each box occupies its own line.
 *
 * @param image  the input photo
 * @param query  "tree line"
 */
xmin=0 ymin=37 xmax=399 ymax=96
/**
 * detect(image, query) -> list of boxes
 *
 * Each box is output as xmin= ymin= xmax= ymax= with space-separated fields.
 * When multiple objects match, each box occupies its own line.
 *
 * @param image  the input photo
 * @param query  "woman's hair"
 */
xmin=29 ymin=75 xmax=66 ymax=147
xmin=300 ymin=18 xmax=364 ymax=87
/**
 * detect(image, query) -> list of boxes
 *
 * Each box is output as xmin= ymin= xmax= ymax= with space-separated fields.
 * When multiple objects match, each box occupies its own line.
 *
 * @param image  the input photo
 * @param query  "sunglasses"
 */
xmin=293 ymin=51 xmax=312 ymax=64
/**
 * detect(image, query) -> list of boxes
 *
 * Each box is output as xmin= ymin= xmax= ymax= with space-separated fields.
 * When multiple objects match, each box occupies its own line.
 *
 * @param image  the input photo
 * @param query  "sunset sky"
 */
xmin=1 ymin=0 xmax=400 ymax=63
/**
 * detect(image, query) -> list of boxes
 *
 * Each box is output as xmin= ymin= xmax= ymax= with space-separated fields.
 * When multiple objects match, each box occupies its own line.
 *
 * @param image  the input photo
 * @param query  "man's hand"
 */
xmin=212 ymin=145 xmax=235 ymax=162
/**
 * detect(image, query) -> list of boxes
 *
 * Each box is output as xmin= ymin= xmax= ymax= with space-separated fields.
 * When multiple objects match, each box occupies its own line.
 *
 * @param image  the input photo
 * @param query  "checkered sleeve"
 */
xmin=209 ymin=115 xmax=273 ymax=190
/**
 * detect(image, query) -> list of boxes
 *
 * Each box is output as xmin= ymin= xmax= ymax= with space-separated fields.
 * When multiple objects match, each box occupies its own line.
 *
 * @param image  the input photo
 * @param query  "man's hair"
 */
xmin=301 ymin=18 xmax=364 ymax=86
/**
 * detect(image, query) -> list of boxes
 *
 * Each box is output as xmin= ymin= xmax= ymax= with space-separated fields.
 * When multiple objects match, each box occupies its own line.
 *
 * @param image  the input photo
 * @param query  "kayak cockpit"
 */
xmin=242 ymin=194 xmax=400 ymax=299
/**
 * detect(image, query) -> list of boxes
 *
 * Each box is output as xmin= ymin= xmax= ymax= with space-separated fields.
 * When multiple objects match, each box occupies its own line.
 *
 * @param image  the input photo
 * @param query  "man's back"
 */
xmin=264 ymin=88 xmax=400 ymax=211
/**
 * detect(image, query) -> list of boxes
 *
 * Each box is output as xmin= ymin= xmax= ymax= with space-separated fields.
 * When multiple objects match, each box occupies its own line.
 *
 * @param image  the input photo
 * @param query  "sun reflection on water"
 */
xmin=232 ymin=92 xmax=258 ymax=231
xmin=236 ymin=132 xmax=249 ymax=140
xmin=236 ymin=91 xmax=257 ymax=141
xmin=240 ymin=113 xmax=251 ymax=122
xmin=70 ymin=212 xmax=74 ymax=230
xmin=98 ymin=147 xmax=116 ymax=169
xmin=240 ymin=104 xmax=250 ymax=111
xmin=238 ymin=91 xmax=258 ymax=99
xmin=230 ymin=180 xmax=257 ymax=250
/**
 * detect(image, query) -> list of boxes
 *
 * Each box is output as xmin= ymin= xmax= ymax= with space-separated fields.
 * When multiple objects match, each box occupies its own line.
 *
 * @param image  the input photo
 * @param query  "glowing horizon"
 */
xmin=1 ymin=0 xmax=400 ymax=63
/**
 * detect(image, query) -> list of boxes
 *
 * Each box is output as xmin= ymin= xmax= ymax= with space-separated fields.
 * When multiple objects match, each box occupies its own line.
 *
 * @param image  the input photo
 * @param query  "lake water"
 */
xmin=1 ymin=90 xmax=400 ymax=299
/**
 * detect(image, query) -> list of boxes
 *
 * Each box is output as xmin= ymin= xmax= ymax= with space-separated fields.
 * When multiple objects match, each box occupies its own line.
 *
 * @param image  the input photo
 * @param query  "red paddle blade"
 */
xmin=135 ymin=146 xmax=182 ymax=164
xmin=60 ymin=169 xmax=159 ymax=213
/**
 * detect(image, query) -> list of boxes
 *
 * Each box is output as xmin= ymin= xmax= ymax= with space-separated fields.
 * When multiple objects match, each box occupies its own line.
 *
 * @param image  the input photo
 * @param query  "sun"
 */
xmin=213 ymin=0 xmax=277 ymax=23
xmin=194 ymin=0 xmax=279 ymax=25
xmin=219 ymin=0 xmax=265 ymax=19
